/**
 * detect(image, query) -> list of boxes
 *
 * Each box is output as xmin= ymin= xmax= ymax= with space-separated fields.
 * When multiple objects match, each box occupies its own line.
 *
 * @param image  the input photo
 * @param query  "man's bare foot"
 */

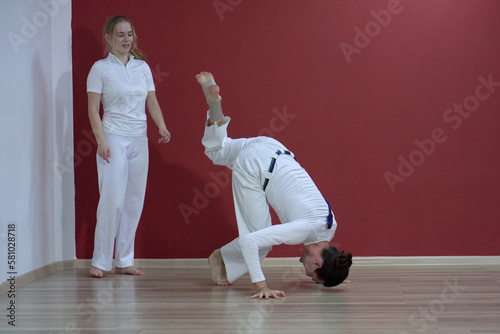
xmin=115 ymin=266 xmax=145 ymax=276
xmin=195 ymin=71 xmax=220 ymax=102
xmin=208 ymin=249 xmax=232 ymax=286
xmin=90 ymin=266 xmax=104 ymax=278
xmin=195 ymin=71 xmax=214 ymax=86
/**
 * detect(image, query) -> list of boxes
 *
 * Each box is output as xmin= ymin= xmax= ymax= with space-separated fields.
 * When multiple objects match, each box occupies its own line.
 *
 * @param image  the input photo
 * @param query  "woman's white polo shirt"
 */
xmin=87 ymin=53 xmax=155 ymax=137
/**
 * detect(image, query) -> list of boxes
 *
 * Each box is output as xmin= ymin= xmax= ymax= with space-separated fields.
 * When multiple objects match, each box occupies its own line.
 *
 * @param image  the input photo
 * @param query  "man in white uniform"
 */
xmin=196 ymin=72 xmax=352 ymax=299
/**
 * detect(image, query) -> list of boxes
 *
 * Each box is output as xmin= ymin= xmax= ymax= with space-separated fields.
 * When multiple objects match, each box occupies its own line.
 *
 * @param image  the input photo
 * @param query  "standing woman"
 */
xmin=87 ymin=15 xmax=171 ymax=278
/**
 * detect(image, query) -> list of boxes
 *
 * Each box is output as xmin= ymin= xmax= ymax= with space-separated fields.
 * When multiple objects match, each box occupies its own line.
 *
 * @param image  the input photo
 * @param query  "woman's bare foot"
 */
xmin=115 ymin=266 xmax=145 ymax=276
xmin=208 ymin=249 xmax=232 ymax=286
xmin=195 ymin=71 xmax=220 ymax=102
xmin=90 ymin=266 xmax=104 ymax=278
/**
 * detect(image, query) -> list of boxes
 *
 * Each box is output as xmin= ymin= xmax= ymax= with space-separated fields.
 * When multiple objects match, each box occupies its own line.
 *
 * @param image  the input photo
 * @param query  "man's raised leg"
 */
xmin=196 ymin=71 xmax=225 ymax=126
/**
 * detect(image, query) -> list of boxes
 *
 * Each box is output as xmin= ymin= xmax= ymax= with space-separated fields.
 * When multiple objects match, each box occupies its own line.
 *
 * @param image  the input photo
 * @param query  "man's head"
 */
xmin=300 ymin=246 xmax=352 ymax=286
xmin=316 ymin=247 xmax=352 ymax=287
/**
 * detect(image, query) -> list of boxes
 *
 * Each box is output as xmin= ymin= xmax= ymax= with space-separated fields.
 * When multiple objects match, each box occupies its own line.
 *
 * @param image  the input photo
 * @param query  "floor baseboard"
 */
xmin=0 ymin=259 xmax=76 ymax=295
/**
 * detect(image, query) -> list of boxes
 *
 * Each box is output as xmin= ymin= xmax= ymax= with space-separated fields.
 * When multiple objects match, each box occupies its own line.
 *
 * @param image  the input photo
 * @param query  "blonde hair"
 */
xmin=103 ymin=15 xmax=147 ymax=61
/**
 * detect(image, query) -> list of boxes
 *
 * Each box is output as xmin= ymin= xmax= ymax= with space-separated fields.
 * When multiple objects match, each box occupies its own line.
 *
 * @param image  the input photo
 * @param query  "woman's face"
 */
xmin=108 ymin=21 xmax=133 ymax=56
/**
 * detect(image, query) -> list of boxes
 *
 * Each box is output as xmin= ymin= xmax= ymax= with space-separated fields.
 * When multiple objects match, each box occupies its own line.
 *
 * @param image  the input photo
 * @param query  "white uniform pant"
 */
xmin=221 ymin=145 xmax=278 ymax=282
xmin=203 ymin=118 xmax=286 ymax=282
xmin=92 ymin=133 xmax=149 ymax=271
xmin=221 ymin=239 xmax=271 ymax=283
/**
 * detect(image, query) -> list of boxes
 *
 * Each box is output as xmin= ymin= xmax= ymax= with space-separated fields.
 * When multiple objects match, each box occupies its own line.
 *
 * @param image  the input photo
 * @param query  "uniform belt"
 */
xmin=262 ymin=150 xmax=292 ymax=191
xmin=325 ymin=199 xmax=333 ymax=229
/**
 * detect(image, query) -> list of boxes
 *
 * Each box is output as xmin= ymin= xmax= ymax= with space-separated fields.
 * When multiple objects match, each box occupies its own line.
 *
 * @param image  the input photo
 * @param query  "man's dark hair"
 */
xmin=315 ymin=247 xmax=352 ymax=287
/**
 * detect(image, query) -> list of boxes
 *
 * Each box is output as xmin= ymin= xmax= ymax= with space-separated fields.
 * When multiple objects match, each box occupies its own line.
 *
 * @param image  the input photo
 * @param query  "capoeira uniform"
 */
xmin=87 ymin=52 xmax=155 ymax=271
xmin=202 ymin=114 xmax=337 ymax=283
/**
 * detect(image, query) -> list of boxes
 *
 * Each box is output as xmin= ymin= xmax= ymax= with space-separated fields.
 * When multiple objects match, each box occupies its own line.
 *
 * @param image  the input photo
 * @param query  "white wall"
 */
xmin=0 ymin=0 xmax=75 ymax=284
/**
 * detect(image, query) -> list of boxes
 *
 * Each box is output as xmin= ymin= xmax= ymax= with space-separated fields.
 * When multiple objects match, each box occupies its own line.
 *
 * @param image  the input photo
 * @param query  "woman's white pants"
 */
xmin=91 ymin=133 xmax=149 ymax=271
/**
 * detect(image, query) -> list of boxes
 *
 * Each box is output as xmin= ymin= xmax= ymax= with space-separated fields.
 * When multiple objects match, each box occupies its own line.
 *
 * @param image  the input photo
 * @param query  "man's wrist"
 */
xmin=254 ymin=280 xmax=268 ymax=290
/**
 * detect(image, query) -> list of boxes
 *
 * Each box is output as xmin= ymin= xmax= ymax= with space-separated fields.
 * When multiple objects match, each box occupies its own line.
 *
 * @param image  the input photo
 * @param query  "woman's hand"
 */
xmin=158 ymin=128 xmax=171 ymax=143
xmin=97 ymin=142 xmax=111 ymax=163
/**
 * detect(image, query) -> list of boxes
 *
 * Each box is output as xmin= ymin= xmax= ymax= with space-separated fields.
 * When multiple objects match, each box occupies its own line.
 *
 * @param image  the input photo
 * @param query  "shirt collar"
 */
xmin=106 ymin=52 xmax=134 ymax=65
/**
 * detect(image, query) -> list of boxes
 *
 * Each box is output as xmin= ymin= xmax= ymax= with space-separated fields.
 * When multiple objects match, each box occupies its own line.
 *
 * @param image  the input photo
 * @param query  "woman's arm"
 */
xmin=146 ymin=91 xmax=171 ymax=143
xmin=88 ymin=92 xmax=111 ymax=163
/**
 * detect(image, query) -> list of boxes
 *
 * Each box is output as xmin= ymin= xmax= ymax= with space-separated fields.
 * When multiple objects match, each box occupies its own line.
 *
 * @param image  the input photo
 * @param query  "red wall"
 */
xmin=72 ymin=0 xmax=500 ymax=259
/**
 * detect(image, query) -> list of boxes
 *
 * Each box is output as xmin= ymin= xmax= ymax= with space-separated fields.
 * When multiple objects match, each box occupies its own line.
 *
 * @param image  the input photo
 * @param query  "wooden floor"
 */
xmin=1 ymin=262 xmax=499 ymax=333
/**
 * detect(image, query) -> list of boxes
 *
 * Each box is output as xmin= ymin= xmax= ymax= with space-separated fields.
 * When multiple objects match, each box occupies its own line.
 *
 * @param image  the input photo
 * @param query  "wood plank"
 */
xmin=0 ymin=264 xmax=499 ymax=333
